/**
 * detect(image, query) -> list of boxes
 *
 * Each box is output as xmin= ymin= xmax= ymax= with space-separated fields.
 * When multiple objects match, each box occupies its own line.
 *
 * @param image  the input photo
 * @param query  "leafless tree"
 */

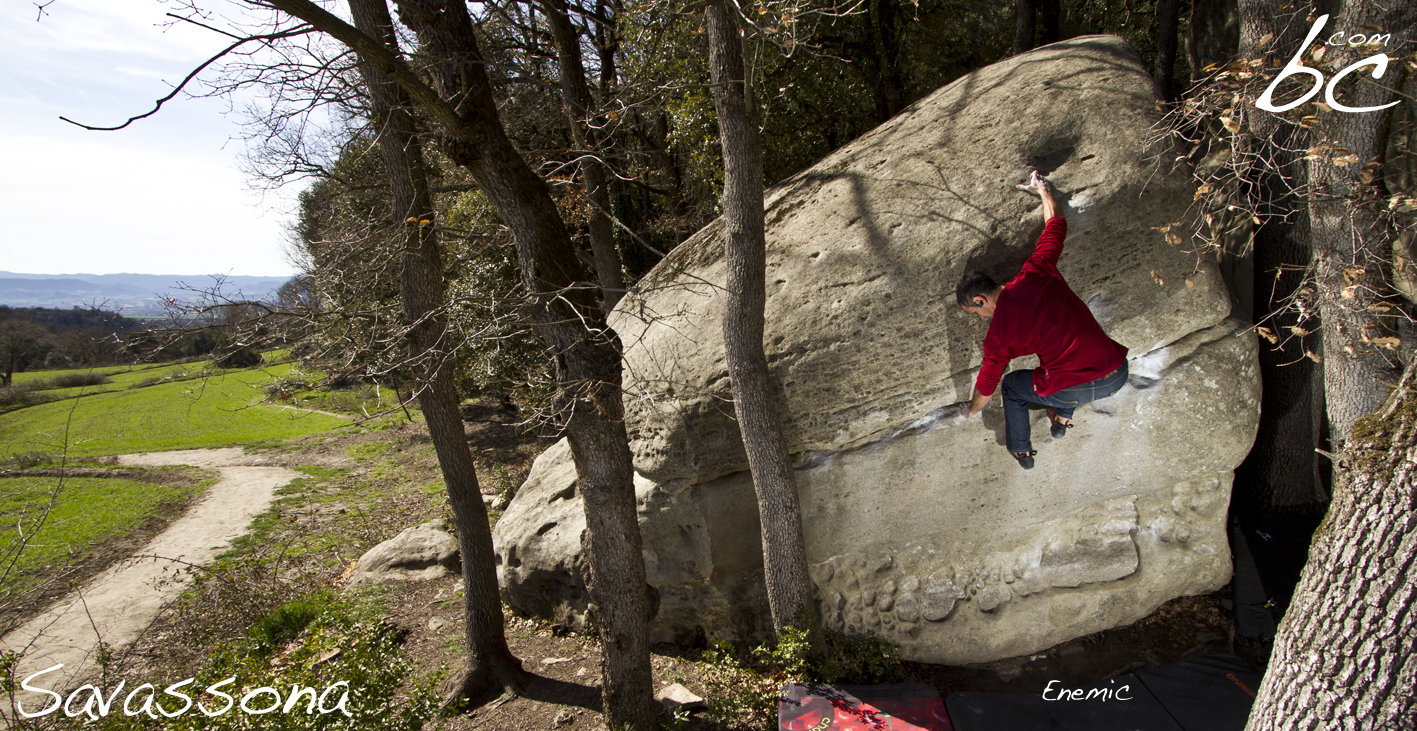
xmin=247 ymin=1 xmax=658 ymax=724
xmin=704 ymin=0 xmax=819 ymax=645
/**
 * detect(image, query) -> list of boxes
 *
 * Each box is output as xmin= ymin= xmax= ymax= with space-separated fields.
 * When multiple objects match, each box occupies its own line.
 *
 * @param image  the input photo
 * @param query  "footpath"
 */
xmin=1 ymin=448 xmax=297 ymax=703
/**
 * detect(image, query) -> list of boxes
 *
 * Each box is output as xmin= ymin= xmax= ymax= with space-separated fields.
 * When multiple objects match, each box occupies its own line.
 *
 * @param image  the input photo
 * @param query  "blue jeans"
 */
xmin=1000 ymin=362 xmax=1129 ymax=453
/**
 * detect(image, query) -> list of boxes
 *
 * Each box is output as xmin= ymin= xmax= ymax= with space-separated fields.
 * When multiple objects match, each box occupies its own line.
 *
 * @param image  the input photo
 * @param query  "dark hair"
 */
xmin=956 ymin=273 xmax=1000 ymax=307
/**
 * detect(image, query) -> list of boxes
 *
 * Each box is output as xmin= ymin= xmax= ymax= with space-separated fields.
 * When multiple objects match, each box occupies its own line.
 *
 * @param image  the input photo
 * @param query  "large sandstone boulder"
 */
xmin=493 ymin=36 xmax=1260 ymax=664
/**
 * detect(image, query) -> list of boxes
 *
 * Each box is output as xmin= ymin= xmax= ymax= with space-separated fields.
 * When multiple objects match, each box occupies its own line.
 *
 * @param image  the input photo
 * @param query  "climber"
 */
xmin=956 ymin=170 xmax=1129 ymax=470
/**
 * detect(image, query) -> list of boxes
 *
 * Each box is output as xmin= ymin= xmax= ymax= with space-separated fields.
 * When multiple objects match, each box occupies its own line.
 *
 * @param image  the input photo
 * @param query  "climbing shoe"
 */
xmin=1046 ymin=407 xmax=1073 ymax=440
xmin=1011 ymin=450 xmax=1037 ymax=470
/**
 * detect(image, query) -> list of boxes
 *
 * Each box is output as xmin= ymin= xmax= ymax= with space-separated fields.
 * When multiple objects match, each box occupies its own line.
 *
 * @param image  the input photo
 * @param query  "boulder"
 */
xmin=349 ymin=519 xmax=460 ymax=585
xmin=493 ymin=36 xmax=1260 ymax=664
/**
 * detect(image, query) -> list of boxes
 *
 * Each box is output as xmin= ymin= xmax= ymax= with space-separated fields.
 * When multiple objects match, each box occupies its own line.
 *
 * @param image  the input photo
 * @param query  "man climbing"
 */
xmin=956 ymin=171 xmax=1129 ymax=469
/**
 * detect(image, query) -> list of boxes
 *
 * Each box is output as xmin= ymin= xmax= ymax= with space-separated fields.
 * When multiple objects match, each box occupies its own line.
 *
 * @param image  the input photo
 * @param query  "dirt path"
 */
xmin=266 ymin=403 xmax=356 ymax=421
xmin=1 ymin=448 xmax=299 ymax=700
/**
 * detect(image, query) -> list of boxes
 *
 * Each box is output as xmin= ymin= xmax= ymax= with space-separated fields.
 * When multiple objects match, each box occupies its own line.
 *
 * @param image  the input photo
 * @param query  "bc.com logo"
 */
xmin=1257 ymin=14 xmax=1400 ymax=114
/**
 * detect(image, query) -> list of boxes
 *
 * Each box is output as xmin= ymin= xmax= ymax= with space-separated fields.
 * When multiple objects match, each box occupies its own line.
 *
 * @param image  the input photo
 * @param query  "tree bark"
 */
xmin=545 ymin=0 xmax=625 ymax=312
xmin=347 ymin=0 xmax=526 ymax=704
xmin=705 ymin=0 xmax=819 ymax=641
xmin=1306 ymin=1 xmax=1412 ymax=441
xmin=1013 ymin=0 xmax=1038 ymax=55
xmin=1233 ymin=0 xmax=1328 ymax=512
xmin=1245 ymin=365 xmax=1417 ymax=730
xmin=1153 ymin=0 xmax=1181 ymax=100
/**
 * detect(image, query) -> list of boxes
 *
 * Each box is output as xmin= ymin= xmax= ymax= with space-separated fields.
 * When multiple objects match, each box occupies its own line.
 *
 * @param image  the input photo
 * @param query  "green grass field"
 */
xmin=0 ymin=474 xmax=208 ymax=597
xmin=0 ymin=361 xmax=350 ymax=459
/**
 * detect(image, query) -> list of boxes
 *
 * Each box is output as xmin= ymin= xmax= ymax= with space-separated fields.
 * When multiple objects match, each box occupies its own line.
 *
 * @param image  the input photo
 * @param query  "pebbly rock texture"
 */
xmin=349 ymin=519 xmax=461 ymax=585
xmin=493 ymin=36 xmax=1260 ymax=664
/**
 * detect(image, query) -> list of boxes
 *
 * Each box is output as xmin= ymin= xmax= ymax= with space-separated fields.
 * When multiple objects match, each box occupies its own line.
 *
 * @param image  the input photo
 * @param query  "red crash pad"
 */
xmin=779 ymin=683 xmax=953 ymax=731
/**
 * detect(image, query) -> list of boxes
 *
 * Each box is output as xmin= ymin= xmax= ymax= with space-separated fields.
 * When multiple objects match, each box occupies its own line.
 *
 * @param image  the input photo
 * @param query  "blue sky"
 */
xmin=1 ymin=0 xmax=299 ymax=277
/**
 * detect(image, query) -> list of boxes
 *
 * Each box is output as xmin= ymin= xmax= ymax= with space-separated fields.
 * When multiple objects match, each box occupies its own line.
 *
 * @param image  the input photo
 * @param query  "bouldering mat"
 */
xmin=780 ymin=683 xmax=952 ymax=730
xmin=946 ymin=653 xmax=1260 ymax=731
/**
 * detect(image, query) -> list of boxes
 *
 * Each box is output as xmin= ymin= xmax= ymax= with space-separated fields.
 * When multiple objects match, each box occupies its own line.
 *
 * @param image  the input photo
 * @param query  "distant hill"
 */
xmin=0 ymin=272 xmax=293 ymax=317
xmin=1 ymin=306 xmax=144 ymax=332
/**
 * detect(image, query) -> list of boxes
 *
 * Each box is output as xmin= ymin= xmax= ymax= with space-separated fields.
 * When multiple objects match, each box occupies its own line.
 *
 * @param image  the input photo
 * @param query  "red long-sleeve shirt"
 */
xmin=974 ymin=216 xmax=1128 ymax=397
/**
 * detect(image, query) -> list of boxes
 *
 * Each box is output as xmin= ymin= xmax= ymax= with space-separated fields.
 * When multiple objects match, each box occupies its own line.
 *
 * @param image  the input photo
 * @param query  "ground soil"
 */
xmin=13 ymin=396 xmax=1261 ymax=730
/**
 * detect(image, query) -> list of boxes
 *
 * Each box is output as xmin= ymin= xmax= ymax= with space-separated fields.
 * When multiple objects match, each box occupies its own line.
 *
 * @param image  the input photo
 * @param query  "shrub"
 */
xmin=216 ymin=347 xmax=263 ymax=369
xmin=0 ymin=384 xmax=38 ymax=408
xmin=698 ymin=640 xmax=781 ymax=731
xmin=755 ymin=627 xmax=899 ymax=685
xmin=46 ymin=373 xmax=112 ymax=389
xmin=5 ymin=450 xmax=53 ymax=468
xmin=249 ymin=592 xmax=336 ymax=656
xmin=43 ymin=351 xmax=73 ymax=369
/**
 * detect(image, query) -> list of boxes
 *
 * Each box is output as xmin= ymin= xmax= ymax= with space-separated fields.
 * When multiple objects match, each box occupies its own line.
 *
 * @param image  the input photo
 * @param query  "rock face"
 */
xmin=494 ymin=36 xmax=1260 ymax=664
xmin=350 ymin=519 xmax=461 ymax=584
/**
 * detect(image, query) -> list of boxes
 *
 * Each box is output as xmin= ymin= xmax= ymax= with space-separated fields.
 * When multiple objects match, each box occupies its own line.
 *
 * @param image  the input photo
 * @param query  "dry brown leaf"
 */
xmin=1341 ymin=286 xmax=1359 ymax=300
xmin=1307 ymin=350 xmax=1322 ymax=363
xmin=1185 ymin=277 xmax=1195 ymax=288
xmin=1370 ymin=337 xmax=1401 ymax=350
xmin=1166 ymin=232 xmax=1183 ymax=245
xmin=1221 ymin=117 xmax=1241 ymax=133
xmin=1332 ymin=154 xmax=1361 ymax=166
xmin=1151 ymin=269 xmax=1165 ymax=286
xmin=1343 ymin=267 xmax=1366 ymax=283
xmin=1313 ymin=101 xmax=1333 ymax=112
xmin=1290 ymin=326 xmax=1311 ymax=336
xmin=1257 ymin=326 xmax=1278 ymax=344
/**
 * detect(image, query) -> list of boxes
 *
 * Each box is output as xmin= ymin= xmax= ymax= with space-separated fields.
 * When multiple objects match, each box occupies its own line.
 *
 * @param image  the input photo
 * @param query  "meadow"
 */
xmin=0 ymin=473 xmax=209 ymax=604
xmin=0 ymin=361 xmax=349 ymax=460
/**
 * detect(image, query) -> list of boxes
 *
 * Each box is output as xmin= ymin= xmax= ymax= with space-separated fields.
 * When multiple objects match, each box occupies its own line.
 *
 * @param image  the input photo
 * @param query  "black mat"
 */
xmin=946 ymin=653 xmax=1260 ymax=731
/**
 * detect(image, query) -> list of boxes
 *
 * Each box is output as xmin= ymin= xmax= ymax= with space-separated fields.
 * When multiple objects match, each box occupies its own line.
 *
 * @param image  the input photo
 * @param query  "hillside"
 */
xmin=0 ymin=272 xmax=293 ymax=316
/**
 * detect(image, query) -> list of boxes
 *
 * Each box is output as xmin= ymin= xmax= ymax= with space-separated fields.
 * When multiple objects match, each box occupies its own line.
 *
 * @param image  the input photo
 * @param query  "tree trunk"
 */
xmin=545 ymin=0 xmax=625 ymax=312
xmin=1232 ymin=0 xmax=1328 ymax=512
xmin=1153 ymin=0 xmax=1180 ymax=100
xmin=705 ymin=0 xmax=819 ymax=641
xmin=1013 ymin=0 xmax=1038 ymax=55
xmin=1245 ymin=366 xmax=1417 ymax=730
xmin=863 ymin=0 xmax=905 ymax=121
xmin=1306 ymin=1 xmax=1412 ymax=442
xmin=1038 ymin=0 xmax=1060 ymax=45
xmin=1188 ymin=0 xmax=1240 ymax=76
xmin=347 ymin=0 xmax=526 ymax=705
xmin=384 ymin=2 xmax=656 ymax=727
